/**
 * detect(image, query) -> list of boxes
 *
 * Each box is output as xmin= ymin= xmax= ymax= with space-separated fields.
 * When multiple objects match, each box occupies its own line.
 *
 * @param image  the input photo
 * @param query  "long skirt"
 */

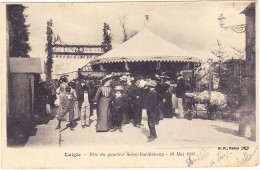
xmin=172 ymin=94 xmax=178 ymax=109
xmin=56 ymin=106 xmax=70 ymax=122
xmin=73 ymin=100 xmax=80 ymax=120
xmin=96 ymin=97 xmax=112 ymax=132
xmin=160 ymin=93 xmax=173 ymax=118
xmin=160 ymin=101 xmax=173 ymax=118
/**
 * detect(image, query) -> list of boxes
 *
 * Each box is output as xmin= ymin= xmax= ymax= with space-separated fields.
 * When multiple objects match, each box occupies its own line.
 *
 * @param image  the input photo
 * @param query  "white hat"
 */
xmin=120 ymin=75 xmax=128 ymax=81
xmin=146 ymin=80 xmax=157 ymax=87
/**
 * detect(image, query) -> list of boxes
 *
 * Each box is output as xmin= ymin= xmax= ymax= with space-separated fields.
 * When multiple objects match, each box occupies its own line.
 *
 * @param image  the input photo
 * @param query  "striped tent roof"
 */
xmin=90 ymin=28 xmax=201 ymax=65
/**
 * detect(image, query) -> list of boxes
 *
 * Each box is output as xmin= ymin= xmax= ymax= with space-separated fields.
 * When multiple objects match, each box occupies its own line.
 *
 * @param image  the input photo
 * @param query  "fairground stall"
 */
xmin=90 ymin=28 xmax=201 ymax=84
xmin=90 ymin=28 xmax=227 ymax=120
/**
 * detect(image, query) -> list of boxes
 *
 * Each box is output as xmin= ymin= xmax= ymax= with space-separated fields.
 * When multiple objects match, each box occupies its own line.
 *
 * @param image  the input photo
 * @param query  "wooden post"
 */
xmin=6 ymin=17 xmax=10 ymax=116
xmin=208 ymin=65 xmax=213 ymax=100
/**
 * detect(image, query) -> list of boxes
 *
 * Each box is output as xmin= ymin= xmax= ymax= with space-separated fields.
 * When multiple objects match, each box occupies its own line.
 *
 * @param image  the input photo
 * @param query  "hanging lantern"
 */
xmin=125 ymin=62 xmax=130 ymax=71
xmin=156 ymin=61 xmax=161 ymax=70
xmin=100 ymin=64 xmax=105 ymax=71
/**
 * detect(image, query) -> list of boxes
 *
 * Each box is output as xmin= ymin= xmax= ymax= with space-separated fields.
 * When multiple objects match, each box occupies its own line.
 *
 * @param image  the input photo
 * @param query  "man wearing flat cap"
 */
xmin=145 ymin=80 xmax=159 ymax=142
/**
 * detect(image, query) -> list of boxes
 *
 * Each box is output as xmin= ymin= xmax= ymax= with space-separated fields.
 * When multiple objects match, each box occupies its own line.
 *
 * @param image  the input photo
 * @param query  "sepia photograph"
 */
xmin=1 ymin=0 xmax=258 ymax=168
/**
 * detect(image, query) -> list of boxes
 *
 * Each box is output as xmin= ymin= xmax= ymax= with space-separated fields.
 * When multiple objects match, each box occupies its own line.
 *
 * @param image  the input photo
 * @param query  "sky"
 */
xmin=23 ymin=1 xmax=252 ymax=75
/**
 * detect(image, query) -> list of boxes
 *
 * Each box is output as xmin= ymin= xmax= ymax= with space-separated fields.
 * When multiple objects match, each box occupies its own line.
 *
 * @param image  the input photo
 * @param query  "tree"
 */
xmin=119 ymin=17 xmax=138 ymax=43
xmin=211 ymin=40 xmax=228 ymax=89
xmin=232 ymin=47 xmax=245 ymax=89
xmin=102 ymin=23 xmax=112 ymax=52
xmin=45 ymin=19 xmax=53 ymax=82
xmin=211 ymin=42 xmax=248 ymax=112
xmin=7 ymin=4 xmax=31 ymax=57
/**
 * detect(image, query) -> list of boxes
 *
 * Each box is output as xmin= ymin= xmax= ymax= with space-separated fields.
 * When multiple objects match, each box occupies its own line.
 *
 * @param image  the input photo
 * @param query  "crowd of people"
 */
xmin=34 ymin=71 xmax=257 ymax=142
xmin=37 ymin=73 xmax=186 ymax=142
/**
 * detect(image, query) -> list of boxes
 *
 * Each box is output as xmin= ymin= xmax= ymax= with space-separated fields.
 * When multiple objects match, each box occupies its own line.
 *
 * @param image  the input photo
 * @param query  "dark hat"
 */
xmin=65 ymin=85 xmax=71 ymax=92
xmin=78 ymin=75 xmax=84 ymax=81
xmin=68 ymin=82 xmax=74 ymax=86
xmin=177 ymin=73 xmax=182 ymax=77
xmin=136 ymin=75 xmax=143 ymax=80
xmin=65 ymin=85 xmax=71 ymax=89
xmin=60 ymin=76 xmax=68 ymax=83
xmin=111 ymin=75 xmax=117 ymax=80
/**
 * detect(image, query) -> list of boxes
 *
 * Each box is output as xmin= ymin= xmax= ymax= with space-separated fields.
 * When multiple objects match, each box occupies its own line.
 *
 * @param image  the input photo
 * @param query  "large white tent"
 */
xmin=90 ymin=28 xmax=201 ymax=65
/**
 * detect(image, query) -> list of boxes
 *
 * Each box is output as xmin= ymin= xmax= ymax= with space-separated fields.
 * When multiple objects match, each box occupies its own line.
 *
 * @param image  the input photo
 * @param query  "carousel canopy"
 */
xmin=90 ymin=28 xmax=201 ymax=65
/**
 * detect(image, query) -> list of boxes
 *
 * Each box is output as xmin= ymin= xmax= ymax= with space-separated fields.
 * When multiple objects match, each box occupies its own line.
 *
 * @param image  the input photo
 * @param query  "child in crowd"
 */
xmin=110 ymin=86 xmax=124 ymax=133
xmin=56 ymin=85 xmax=75 ymax=130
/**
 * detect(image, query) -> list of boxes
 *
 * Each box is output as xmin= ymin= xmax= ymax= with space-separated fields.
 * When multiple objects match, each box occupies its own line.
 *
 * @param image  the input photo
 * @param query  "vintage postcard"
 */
xmin=1 ymin=0 xmax=258 ymax=169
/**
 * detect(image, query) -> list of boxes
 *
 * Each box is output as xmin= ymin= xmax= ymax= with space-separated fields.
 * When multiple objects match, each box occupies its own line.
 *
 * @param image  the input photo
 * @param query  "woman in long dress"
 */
xmin=69 ymin=81 xmax=80 ymax=121
xmin=55 ymin=77 xmax=68 ymax=121
xmin=93 ymin=80 xmax=113 ymax=132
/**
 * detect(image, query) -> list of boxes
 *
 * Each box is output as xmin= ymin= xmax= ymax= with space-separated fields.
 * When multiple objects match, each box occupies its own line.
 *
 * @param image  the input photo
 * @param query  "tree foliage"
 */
xmin=45 ymin=19 xmax=53 ymax=82
xmin=211 ymin=40 xmax=247 ymax=112
xmin=7 ymin=4 xmax=31 ymax=57
xmin=102 ymin=23 xmax=112 ymax=52
xmin=211 ymin=40 xmax=228 ymax=89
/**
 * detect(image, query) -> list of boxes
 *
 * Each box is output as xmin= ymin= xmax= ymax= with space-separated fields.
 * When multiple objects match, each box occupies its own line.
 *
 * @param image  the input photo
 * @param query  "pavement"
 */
xmin=25 ymin=109 xmax=256 ymax=148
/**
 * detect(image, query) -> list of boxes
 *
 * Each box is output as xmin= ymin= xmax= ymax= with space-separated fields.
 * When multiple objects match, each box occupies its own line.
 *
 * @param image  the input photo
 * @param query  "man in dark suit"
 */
xmin=75 ymin=78 xmax=84 ymax=118
xmin=119 ymin=75 xmax=131 ymax=124
xmin=146 ymin=80 xmax=159 ymax=142
xmin=129 ymin=77 xmax=144 ymax=127
xmin=176 ymin=73 xmax=186 ymax=118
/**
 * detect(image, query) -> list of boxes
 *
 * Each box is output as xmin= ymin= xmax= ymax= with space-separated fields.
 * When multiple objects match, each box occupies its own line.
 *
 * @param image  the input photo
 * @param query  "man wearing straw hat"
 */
xmin=146 ymin=80 xmax=159 ymax=142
